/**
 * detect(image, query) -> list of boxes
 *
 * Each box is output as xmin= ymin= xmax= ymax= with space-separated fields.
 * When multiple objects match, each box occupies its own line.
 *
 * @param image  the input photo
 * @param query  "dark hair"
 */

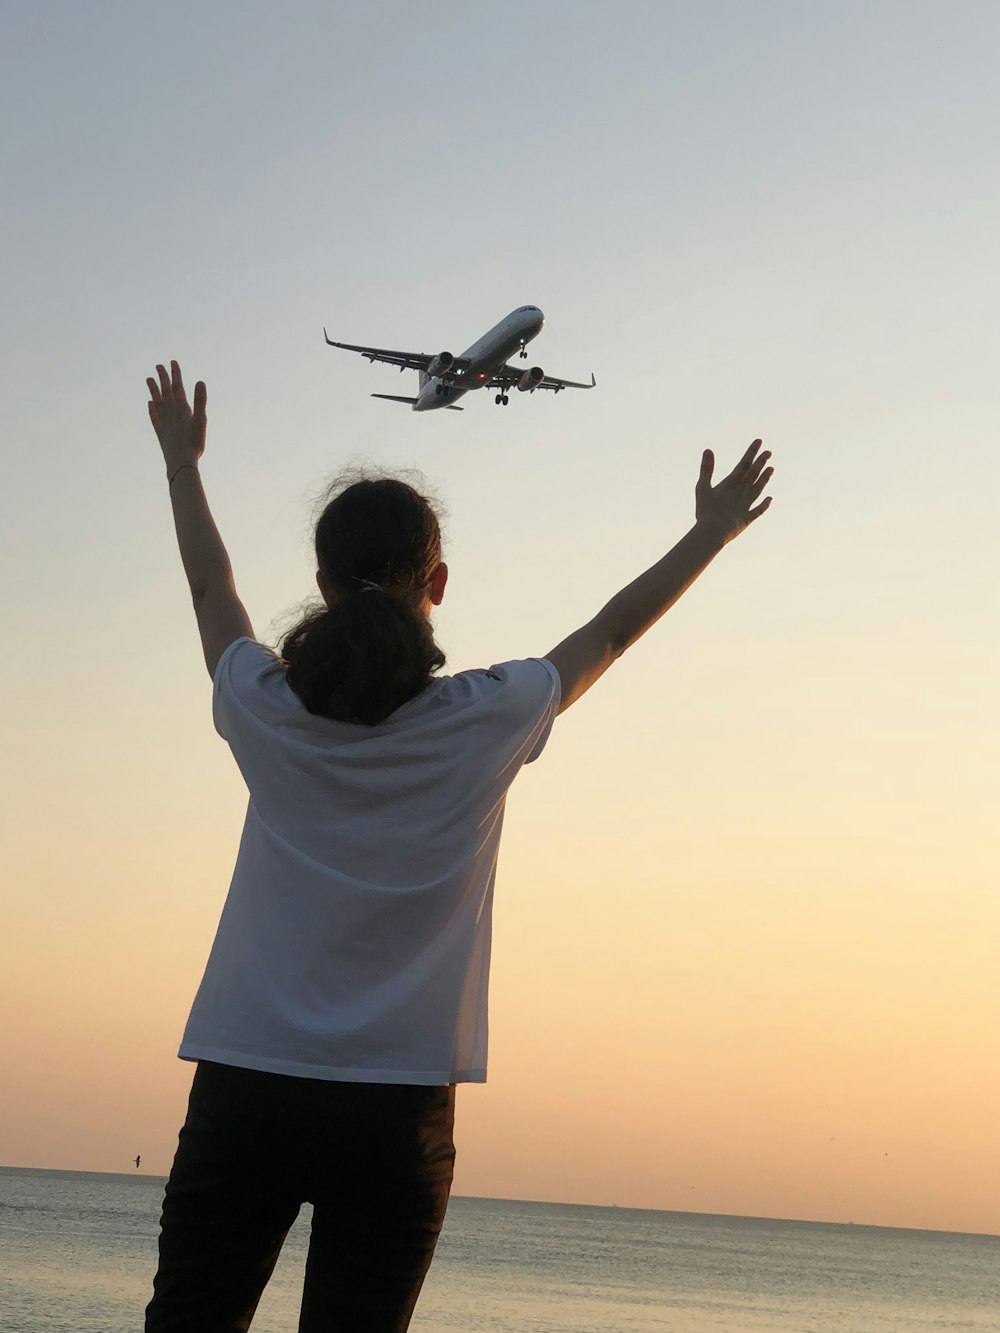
xmin=280 ymin=474 xmax=446 ymax=725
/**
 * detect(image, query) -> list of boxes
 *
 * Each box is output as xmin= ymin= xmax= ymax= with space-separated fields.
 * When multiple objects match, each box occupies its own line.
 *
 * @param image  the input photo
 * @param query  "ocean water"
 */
xmin=1 ymin=1167 xmax=997 ymax=1332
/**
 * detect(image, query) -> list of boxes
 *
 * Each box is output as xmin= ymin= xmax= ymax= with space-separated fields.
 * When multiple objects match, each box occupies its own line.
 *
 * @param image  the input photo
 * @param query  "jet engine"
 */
xmin=426 ymin=352 xmax=455 ymax=378
xmin=517 ymin=366 xmax=545 ymax=392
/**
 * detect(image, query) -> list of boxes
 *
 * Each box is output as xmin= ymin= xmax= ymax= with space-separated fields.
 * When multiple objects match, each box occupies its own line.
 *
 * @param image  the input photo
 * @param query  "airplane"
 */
xmin=323 ymin=305 xmax=595 ymax=412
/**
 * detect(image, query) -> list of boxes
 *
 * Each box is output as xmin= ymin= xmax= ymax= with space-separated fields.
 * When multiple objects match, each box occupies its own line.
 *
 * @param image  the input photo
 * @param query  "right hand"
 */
xmin=695 ymin=439 xmax=774 ymax=544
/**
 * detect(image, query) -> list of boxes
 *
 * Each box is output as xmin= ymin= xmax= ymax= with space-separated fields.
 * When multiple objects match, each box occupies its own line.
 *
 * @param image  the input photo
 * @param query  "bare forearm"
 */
xmin=598 ymin=518 xmax=726 ymax=657
xmin=548 ymin=519 xmax=727 ymax=712
xmin=147 ymin=362 xmax=254 ymax=673
xmin=546 ymin=440 xmax=773 ymax=714
xmin=168 ymin=466 xmax=235 ymax=602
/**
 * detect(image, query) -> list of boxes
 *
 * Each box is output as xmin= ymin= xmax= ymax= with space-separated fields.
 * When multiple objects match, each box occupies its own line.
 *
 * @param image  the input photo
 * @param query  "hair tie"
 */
xmin=354 ymin=578 xmax=383 ymax=594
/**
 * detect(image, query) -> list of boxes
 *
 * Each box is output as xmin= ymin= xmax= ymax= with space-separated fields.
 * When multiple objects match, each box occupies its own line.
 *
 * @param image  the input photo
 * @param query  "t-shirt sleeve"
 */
xmin=212 ymin=636 xmax=281 ymax=742
xmin=485 ymin=656 xmax=561 ymax=765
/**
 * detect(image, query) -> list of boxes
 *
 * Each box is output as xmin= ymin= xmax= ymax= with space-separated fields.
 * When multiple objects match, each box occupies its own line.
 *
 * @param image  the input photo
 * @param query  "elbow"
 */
xmin=593 ymin=607 xmax=631 ymax=663
xmin=190 ymin=574 xmax=236 ymax=608
xmin=608 ymin=628 xmax=631 ymax=661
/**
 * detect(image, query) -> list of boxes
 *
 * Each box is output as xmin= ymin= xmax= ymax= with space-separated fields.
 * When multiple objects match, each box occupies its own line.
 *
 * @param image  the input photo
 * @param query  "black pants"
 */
xmin=145 ymin=1062 xmax=456 ymax=1333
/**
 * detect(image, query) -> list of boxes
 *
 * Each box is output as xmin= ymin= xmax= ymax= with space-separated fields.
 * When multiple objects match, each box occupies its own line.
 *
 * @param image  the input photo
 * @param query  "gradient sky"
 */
xmin=2 ymin=1 xmax=998 ymax=1235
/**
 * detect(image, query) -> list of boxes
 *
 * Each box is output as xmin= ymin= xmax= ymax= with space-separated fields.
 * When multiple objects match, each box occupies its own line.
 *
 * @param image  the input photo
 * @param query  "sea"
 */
xmin=1 ymin=1167 xmax=997 ymax=1332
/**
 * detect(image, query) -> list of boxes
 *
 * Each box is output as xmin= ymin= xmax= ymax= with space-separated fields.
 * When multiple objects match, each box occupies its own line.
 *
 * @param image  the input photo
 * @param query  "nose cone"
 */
xmin=515 ymin=305 xmax=544 ymax=337
xmin=525 ymin=308 xmax=545 ymax=336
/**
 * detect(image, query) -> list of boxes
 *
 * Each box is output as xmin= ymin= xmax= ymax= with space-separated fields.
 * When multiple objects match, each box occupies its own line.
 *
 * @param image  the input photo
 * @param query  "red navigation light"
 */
xmin=478 ymin=372 xmax=486 ymax=380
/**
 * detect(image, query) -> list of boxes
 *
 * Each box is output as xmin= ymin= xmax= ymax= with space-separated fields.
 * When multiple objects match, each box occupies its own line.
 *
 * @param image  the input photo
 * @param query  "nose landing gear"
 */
xmin=494 ymin=393 xmax=509 ymax=406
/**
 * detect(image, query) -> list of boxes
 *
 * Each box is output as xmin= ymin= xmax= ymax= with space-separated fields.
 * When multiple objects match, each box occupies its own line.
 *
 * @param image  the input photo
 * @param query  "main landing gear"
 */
xmin=434 ymin=384 xmax=449 ymax=398
xmin=494 ymin=393 xmax=509 ymax=406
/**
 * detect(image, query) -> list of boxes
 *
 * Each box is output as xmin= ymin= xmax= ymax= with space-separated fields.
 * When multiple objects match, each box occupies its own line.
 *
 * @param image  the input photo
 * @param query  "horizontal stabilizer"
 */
xmin=370 ymin=393 xmax=464 ymax=411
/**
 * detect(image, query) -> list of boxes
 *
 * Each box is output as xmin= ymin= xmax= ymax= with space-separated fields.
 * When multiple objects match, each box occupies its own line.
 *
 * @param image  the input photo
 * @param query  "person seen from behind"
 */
xmin=143 ymin=360 xmax=774 ymax=1332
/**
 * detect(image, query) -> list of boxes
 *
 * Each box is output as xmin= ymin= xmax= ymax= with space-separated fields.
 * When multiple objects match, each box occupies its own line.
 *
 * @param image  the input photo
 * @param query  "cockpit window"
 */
xmin=517 ymin=305 xmax=539 ymax=312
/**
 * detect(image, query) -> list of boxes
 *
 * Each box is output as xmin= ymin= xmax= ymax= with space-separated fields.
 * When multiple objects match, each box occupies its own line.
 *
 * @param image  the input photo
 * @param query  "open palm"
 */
xmin=695 ymin=439 xmax=773 ymax=543
xmin=146 ymin=360 xmax=207 ymax=477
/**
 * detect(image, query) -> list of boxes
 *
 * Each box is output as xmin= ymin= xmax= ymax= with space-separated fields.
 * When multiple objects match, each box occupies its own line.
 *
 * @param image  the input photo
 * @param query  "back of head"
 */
xmin=281 ymin=474 xmax=446 ymax=725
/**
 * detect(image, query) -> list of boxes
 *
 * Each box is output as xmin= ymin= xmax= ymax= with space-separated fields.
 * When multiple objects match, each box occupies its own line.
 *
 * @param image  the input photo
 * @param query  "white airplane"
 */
xmin=324 ymin=305 xmax=595 ymax=412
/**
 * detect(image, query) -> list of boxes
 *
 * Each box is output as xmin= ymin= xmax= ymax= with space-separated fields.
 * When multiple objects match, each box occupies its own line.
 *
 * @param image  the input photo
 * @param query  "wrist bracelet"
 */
xmin=168 ymin=464 xmax=199 ymax=487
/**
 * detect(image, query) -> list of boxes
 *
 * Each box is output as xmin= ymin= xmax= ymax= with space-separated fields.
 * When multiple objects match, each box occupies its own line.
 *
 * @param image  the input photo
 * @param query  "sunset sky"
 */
xmin=2 ymin=1 xmax=998 ymax=1236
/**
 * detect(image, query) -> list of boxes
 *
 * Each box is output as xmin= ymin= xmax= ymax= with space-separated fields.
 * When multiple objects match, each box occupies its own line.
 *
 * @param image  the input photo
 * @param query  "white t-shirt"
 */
xmin=178 ymin=637 xmax=560 ymax=1085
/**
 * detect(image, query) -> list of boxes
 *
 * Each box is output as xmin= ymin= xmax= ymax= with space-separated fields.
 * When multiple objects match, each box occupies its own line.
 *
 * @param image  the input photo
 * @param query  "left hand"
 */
xmin=694 ymin=438 xmax=773 ymax=545
xmin=146 ymin=360 xmax=207 ymax=478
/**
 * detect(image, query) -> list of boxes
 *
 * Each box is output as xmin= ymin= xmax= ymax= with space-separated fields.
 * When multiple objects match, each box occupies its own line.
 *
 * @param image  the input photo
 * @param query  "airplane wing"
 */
xmin=491 ymin=364 xmax=597 ymax=394
xmin=324 ymin=330 xmax=469 ymax=377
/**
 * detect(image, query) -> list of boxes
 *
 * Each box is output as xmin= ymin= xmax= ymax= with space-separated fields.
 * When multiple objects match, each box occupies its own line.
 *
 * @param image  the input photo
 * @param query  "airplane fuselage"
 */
xmin=414 ymin=306 xmax=545 ymax=411
xmin=324 ymin=304 xmax=593 ymax=410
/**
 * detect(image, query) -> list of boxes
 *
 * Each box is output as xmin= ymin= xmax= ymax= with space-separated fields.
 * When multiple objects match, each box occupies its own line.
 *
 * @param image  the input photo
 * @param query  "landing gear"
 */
xmin=494 ymin=393 xmax=509 ymax=406
xmin=518 ymin=344 xmax=528 ymax=359
xmin=435 ymin=384 xmax=449 ymax=398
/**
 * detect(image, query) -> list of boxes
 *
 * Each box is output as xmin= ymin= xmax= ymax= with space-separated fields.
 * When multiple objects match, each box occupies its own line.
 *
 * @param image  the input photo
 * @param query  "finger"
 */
xmin=747 ymin=495 xmax=773 ymax=523
xmin=698 ymin=449 xmax=715 ymax=491
xmin=737 ymin=438 xmax=763 ymax=473
xmin=146 ymin=376 xmax=161 ymax=404
xmin=750 ymin=466 xmax=774 ymax=503
xmin=192 ymin=380 xmax=207 ymax=429
xmin=171 ymin=360 xmax=188 ymax=406
xmin=156 ymin=364 xmax=172 ymax=401
xmin=748 ymin=449 xmax=772 ymax=483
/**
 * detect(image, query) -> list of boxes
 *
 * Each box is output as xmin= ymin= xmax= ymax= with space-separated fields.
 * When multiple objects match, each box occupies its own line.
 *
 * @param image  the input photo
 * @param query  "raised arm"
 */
xmin=146 ymin=361 xmax=254 ymax=677
xmin=545 ymin=439 xmax=773 ymax=714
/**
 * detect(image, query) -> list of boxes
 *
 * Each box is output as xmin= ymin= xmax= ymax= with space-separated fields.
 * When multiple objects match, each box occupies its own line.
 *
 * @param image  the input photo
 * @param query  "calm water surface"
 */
xmin=1 ymin=1167 xmax=997 ymax=1331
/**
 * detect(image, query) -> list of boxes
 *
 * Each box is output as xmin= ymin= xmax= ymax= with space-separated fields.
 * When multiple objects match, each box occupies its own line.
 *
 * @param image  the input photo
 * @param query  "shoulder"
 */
xmin=213 ymin=636 xmax=283 ymax=689
xmin=471 ymin=657 xmax=560 ymax=701
xmin=447 ymin=657 xmax=561 ymax=723
xmin=212 ymin=637 xmax=288 ymax=738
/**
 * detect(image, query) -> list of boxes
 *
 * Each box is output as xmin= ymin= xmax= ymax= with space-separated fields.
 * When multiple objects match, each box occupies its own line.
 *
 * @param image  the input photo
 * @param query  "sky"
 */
xmin=1 ymin=0 xmax=998 ymax=1236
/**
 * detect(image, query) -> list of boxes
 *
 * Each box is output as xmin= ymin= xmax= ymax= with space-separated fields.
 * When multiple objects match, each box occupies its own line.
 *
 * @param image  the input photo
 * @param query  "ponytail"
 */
xmin=280 ymin=475 xmax=446 ymax=725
